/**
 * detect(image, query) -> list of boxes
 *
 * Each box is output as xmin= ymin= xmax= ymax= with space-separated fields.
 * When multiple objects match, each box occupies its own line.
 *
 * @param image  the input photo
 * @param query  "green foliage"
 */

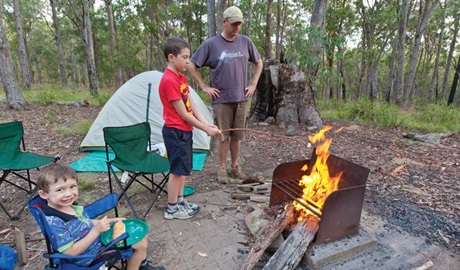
xmin=73 ymin=121 xmax=93 ymax=136
xmin=318 ymin=99 xmax=460 ymax=133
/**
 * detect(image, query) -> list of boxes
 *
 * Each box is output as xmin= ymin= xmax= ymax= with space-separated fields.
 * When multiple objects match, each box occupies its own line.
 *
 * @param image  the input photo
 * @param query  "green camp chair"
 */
xmin=0 ymin=121 xmax=56 ymax=220
xmin=103 ymin=122 xmax=170 ymax=219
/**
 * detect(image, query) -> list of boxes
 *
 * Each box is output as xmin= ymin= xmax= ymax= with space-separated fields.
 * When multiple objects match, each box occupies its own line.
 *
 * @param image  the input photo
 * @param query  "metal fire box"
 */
xmin=269 ymin=150 xmax=370 ymax=244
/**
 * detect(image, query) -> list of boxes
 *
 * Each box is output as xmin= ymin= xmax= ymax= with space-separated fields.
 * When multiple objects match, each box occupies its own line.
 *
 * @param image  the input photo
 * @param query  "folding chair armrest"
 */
xmin=44 ymin=252 xmax=96 ymax=260
xmin=85 ymin=193 xmax=119 ymax=219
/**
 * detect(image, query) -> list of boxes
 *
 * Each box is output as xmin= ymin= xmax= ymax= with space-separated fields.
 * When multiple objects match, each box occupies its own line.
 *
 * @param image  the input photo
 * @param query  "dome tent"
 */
xmin=80 ymin=70 xmax=212 ymax=152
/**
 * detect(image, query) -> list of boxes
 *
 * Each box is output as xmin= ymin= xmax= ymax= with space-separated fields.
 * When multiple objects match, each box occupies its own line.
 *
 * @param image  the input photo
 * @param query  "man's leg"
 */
xmin=230 ymin=138 xmax=241 ymax=168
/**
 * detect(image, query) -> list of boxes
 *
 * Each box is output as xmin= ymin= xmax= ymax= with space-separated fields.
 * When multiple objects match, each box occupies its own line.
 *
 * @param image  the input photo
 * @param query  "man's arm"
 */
xmin=187 ymin=62 xmax=220 ymax=99
xmin=245 ymin=59 xmax=263 ymax=98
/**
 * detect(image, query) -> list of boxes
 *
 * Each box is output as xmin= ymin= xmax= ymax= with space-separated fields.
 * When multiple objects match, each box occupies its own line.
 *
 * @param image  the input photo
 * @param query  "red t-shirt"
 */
xmin=159 ymin=68 xmax=194 ymax=131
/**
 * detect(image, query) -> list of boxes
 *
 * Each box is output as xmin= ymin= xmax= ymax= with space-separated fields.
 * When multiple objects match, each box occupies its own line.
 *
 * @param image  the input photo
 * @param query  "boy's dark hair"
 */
xmin=37 ymin=163 xmax=78 ymax=193
xmin=162 ymin=37 xmax=190 ymax=60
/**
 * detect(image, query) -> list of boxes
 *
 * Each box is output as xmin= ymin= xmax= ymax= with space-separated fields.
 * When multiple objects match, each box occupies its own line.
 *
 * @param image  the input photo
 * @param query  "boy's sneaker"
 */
xmin=164 ymin=205 xmax=195 ymax=220
xmin=179 ymin=199 xmax=199 ymax=213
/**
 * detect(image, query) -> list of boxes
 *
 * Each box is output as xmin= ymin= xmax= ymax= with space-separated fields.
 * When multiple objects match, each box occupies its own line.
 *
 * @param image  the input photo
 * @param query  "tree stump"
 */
xmin=249 ymin=62 xmax=323 ymax=135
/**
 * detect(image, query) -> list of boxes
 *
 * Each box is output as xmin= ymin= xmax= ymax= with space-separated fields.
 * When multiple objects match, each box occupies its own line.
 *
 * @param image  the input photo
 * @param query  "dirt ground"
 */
xmin=0 ymin=103 xmax=459 ymax=269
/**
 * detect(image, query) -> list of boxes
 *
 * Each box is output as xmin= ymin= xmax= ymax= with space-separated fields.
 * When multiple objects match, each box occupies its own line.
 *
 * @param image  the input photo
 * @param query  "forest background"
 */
xmin=0 ymin=0 xmax=459 ymax=133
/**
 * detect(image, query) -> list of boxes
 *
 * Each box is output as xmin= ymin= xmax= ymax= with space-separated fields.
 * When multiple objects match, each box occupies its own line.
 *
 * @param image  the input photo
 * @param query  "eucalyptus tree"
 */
xmin=13 ymin=0 xmax=31 ymax=89
xmin=404 ymin=0 xmax=439 ymax=102
xmin=324 ymin=0 xmax=354 ymax=100
xmin=428 ymin=0 xmax=450 ymax=102
xmin=394 ymin=0 xmax=409 ymax=104
xmin=440 ymin=1 xmax=459 ymax=100
xmin=103 ymin=0 xmax=122 ymax=87
xmin=64 ymin=0 xmax=98 ymax=96
xmin=50 ymin=0 xmax=67 ymax=87
xmin=0 ymin=1 xmax=27 ymax=110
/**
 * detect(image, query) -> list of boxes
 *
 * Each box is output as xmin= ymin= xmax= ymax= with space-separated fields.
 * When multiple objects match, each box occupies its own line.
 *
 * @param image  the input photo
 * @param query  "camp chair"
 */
xmin=28 ymin=193 xmax=133 ymax=270
xmin=0 ymin=121 xmax=56 ymax=220
xmin=103 ymin=122 xmax=170 ymax=219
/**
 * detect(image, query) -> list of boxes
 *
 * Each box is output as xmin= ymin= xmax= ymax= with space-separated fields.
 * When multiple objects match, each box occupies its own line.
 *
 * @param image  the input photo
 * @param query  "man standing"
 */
xmin=188 ymin=6 xmax=263 ymax=183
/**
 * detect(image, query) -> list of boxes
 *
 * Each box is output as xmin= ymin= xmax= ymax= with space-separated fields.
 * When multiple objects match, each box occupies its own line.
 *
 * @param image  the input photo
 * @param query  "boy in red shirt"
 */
xmin=159 ymin=38 xmax=221 ymax=219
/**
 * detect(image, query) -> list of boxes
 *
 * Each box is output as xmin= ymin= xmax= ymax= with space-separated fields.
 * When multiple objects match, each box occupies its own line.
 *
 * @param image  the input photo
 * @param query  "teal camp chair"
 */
xmin=103 ymin=122 xmax=170 ymax=219
xmin=0 ymin=121 xmax=56 ymax=220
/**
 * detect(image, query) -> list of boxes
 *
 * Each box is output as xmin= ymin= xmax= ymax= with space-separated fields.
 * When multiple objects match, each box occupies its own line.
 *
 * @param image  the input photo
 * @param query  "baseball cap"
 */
xmin=223 ymin=6 xmax=244 ymax=24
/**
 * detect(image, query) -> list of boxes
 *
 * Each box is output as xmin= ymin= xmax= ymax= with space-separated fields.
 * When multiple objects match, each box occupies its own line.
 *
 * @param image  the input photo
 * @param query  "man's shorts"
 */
xmin=162 ymin=125 xmax=193 ymax=176
xmin=212 ymin=102 xmax=247 ymax=142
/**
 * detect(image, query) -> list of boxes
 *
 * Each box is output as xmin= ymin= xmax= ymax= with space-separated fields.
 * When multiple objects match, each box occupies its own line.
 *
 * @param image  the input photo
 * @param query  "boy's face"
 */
xmin=38 ymin=178 xmax=79 ymax=211
xmin=170 ymin=48 xmax=190 ymax=73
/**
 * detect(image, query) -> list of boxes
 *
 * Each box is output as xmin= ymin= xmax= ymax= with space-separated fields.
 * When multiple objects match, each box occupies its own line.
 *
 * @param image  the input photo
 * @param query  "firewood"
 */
xmin=250 ymin=195 xmax=270 ymax=203
xmin=262 ymin=215 xmax=320 ymax=270
xmin=240 ymin=206 xmax=295 ymax=270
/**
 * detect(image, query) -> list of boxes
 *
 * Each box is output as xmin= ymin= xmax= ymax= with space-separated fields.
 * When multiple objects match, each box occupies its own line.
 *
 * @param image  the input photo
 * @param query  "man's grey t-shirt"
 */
xmin=190 ymin=34 xmax=261 ymax=104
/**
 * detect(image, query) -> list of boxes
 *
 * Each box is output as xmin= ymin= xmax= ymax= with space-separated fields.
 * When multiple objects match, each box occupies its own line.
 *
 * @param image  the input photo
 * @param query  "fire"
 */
xmin=292 ymin=125 xmax=343 ymax=220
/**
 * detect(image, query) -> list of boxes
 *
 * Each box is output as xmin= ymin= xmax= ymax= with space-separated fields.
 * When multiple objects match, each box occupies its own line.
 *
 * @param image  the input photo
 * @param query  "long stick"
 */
xmin=221 ymin=128 xmax=306 ymax=144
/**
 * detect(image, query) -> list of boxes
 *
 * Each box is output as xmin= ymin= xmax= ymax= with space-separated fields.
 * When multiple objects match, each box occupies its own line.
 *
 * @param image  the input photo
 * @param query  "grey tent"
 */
xmin=80 ymin=70 xmax=212 ymax=151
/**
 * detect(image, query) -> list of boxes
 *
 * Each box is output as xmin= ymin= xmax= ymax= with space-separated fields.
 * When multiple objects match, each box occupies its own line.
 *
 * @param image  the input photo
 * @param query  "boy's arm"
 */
xmin=171 ymin=99 xmax=220 ymax=137
xmin=61 ymin=216 xmax=112 ymax=256
xmin=189 ymin=97 xmax=208 ymax=124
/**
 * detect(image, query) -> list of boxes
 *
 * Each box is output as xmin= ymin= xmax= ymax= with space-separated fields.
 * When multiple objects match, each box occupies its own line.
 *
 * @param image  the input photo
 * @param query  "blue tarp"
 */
xmin=69 ymin=151 xmax=207 ymax=172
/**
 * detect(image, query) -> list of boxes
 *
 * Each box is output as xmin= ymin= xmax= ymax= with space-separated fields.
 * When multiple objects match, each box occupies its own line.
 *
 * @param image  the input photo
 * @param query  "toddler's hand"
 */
xmin=94 ymin=216 xmax=111 ymax=234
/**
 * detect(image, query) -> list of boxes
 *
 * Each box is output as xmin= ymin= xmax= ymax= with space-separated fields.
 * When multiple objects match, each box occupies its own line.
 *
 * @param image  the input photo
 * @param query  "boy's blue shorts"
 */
xmin=162 ymin=125 xmax=193 ymax=176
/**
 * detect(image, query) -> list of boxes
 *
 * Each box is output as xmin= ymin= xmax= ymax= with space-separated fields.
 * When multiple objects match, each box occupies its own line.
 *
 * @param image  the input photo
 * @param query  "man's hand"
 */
xmin=202 ymin=86 xmax=220 ymax=99
xmin=245 ymin=84 xmax=257 ymax=98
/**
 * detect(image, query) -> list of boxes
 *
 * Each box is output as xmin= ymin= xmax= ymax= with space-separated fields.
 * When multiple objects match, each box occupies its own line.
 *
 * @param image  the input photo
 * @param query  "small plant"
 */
xmin=53 ymin=126 xmax=72 ymax=138
xmin=73 ymin=121 xmax=93 ymax=136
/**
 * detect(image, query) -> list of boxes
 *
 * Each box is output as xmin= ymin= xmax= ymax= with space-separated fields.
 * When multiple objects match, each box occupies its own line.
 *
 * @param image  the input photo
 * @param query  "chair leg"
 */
xmin=142 ymin=175 xmax=169 ymax=219
xmin=0 ymin=187 xmax=37 ymax=220
xmin=109 ymin=168 xmax=140 ymax=219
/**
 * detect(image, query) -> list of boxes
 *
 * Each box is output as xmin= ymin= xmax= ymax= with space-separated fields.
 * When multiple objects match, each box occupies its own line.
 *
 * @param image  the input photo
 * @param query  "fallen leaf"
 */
xmin=392 ymin=164 xmax=406 ymax=175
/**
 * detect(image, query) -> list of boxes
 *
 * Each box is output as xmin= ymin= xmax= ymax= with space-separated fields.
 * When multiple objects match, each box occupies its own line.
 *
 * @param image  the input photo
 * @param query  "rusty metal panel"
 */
xmin=269 ymin=150 xmax=370 ymax=243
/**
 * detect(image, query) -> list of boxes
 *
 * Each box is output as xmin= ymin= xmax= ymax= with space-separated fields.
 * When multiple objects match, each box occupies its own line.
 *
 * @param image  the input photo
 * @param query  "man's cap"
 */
xmin=223 ymin=6 xmax=244 ymax=24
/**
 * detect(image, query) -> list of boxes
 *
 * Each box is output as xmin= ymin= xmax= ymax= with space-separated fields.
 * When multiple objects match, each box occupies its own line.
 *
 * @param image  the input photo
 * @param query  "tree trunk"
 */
xmin=385 ymin=36 xmax=398 ymax=102
xmin=82 ymin=0 xmax=98 ymax=95
xmin=428 ymin=7 xmax=444 ymax=102
xmin=50 ymin=0 xmax=67 ymax=87
xmin=104 ymin=0 xmax=122 ymax=88
xmin=249 ymin=62 xmax=323 ymax=135
xmin=35 ymin=61 xmax=42 ymax=83
xmin=13 ymin=0 xmax=31 ymax=89
xmin=0 ymin=5 xmax=27 ymax=110
xmin=447 ymin=56 xmax=459 ymax=106
xmin=395 ymin=0 xmax=409 ymax=104
xmin=68 ymin=0 xmax=98 ymax=95
xmin=264 ymin=0 xmax=273 ymax=60
xmin=216 ymin=0 xmax=226 ymax=34
xmin=404 ymin=0 xmax=438 ymax=101
xmin=440 ymin=10 xmax=459 ymax=100
xmin=207 ymin=0 xmax=216 ymax=38
xmin=307 ymin=0 xmax=328 ymax=104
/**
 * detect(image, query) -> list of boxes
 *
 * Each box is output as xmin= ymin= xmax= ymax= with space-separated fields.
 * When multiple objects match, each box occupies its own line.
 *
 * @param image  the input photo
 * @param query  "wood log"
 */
xmin=15 ymin=231 xmax=27 ymax=266
xmin=262 ymin=215 xmax=320 ymax=270
xmin=240 ymin=206 xmax=295 ymax=270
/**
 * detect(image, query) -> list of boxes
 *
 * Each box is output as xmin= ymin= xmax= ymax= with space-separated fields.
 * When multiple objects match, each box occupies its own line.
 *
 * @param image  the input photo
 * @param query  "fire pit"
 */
xmin=269 ymin=149 xmax=370 ymax=243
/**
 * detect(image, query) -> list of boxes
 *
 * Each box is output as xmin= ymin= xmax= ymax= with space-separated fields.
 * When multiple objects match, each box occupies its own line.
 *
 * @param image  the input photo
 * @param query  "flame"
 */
xmin=292 ymin=125 xmax=343 ymax=221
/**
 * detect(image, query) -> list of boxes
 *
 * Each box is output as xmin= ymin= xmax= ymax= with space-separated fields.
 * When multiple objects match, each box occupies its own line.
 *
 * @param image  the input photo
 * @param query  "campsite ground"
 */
xmin=0 ymin=103 xmax=459 ymax=269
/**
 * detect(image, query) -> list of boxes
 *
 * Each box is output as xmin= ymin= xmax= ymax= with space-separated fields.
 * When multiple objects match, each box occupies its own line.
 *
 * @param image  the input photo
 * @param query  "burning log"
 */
xmin=240 ymin=206 xmax=295 ymax=270
xmin=263 ymin=215 xmax=320 ymax=270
